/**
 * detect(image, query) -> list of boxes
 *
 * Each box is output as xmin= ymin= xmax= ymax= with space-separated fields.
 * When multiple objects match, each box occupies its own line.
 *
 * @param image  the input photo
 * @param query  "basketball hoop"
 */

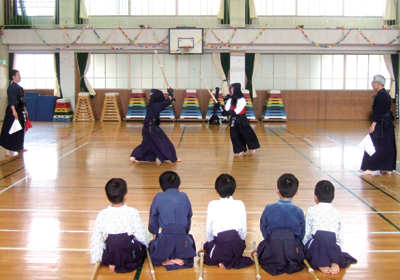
xmin=180 ymin=46 xmax=193 ymax=55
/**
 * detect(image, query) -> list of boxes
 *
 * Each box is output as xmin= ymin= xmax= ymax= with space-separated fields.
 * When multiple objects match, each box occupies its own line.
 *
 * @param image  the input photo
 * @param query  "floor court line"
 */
xmin=267 ymin=127 xmax=400 ymax=232
xmin=282 ymin=126 xmax=400 ymax=204
xmin=0 ymin=142 xmax=89 ymax=195
xmin=2 ymin=209 xmax=400 ymax=214
xmin=0 ymin=229 xmax=398 ymax=235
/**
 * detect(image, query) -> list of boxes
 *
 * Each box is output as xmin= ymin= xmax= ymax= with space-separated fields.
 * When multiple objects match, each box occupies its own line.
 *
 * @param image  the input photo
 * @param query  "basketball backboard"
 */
xmin=169 ymin=28 xmax=203 ymax=55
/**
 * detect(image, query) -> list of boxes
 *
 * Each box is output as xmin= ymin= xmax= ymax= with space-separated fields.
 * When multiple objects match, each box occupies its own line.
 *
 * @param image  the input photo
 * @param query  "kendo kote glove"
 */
xmin=167 ymin=88 xmax=175 ymax=101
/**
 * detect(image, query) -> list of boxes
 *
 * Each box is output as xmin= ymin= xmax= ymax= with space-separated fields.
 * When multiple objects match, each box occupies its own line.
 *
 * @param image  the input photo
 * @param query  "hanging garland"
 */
xmin=1 ymin=25 xmax=400 ymax=50
xmin=357 ymin=28 xmax=400 ymax=47
xmin=296 ymin=26 xmax=353 ymax=48
xmin=204 ymin=27 xmax=268 ymax=49
xmin=33 ymin=25 xmax=168 ymax=50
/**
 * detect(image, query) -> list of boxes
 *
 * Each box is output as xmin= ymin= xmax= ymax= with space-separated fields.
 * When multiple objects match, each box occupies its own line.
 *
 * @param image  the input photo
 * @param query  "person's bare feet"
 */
xmin=251 ymin=149 xmax=256 ymax=155
xmin=162 ymin=258 xmax=184 ymax=266
xmin=5 ymin=150 xmax=11 ymax=157
xmin=381 ymin=171 xmax=392 ymax=175
xmin=359 ymin=169 xmax=373 ymax=175
xmin=330 ymin=263 xmax=340 ymax=274
xmin=319 ymin=266 xmax=331 ymax=274
xmin=109 ymin=265 xmax=115 ymax=271
xmin=176 ymin=159 xmax=183 ymax=162
xmin=129 ymin=157 xmax=140 ymax=163
xmin=234 ymin=151 xmax=244 ymax=157
xmin=218 ymin=263 xmax=226 ymax=269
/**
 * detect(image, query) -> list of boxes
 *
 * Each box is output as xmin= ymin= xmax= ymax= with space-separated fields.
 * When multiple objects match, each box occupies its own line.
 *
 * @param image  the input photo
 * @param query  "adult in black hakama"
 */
xmin=129 ymin=89 xmax=180 ymax=163
xmin=101 ymin=233 xmax=146 ymax=273
xmin=257 ymin=229 xmax=304 ymax=276
xmin=204 ymin=229 xmax=254 ymax=269
xmin=304 ymin=231 xmax=357 ymax=271
xmin=221 ymin=83 xmax=260 ymax=156
xmin=360 ymin=75 xmax=396 ymax=175
xmin=148 ymin=223 xmax=196 ymax=271
xmin=0 ymin=70 xmax=27 ymax=156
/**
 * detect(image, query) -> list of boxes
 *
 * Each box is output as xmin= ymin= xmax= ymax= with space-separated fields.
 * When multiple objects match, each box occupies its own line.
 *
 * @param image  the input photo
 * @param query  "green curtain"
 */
xmin=221 ymin=53 xmax=230 ymax=80
xmin=4 ymin=0 xmax=31 ymax=26
xmin=55 ymin=0 xmax=60 ymax=25
xmin=245 ymin=53 xmax=255 ymax=100
xmin=8 ymin=53 xmax=15 ymax=81
xmin=55 ymin=53 xmax=63 ymax=98
xmin=77 ymin=53 xmax=89 ymax=92
xmin=391 ymin=54 xmax=399 ymax=120
xmin=221 ymin=53 xmax=230 ymax=99
xmin=245 ymin=0 xmax=250 ymax=25
xmin=221 ymin=0 xmax=230 ymax=25
xmin=76 ymin=0 xmax=83 ymax=24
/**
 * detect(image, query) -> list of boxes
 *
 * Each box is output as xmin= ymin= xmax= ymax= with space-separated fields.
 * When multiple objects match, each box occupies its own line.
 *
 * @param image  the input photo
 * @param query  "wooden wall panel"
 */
xmin=24 ymin=87 xmax=379 ymax=121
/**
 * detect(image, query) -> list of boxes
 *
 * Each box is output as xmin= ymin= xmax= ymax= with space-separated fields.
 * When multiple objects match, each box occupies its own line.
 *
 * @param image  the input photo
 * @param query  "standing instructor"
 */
xmin=0 ymin=69 xmax=28 ymax=156
xmin=360 ymin=74 xmax=396 ymax=175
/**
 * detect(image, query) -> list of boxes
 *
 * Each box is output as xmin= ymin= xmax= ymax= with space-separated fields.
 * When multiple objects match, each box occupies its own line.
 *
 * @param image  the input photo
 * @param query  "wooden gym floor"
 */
xmin=0 ymin=120 xmax=400 ymax=280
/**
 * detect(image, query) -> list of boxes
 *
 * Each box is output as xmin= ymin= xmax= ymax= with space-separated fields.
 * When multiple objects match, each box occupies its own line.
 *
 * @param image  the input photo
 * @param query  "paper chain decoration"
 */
xmin=1 ymin=25 xmax=399 ymax=50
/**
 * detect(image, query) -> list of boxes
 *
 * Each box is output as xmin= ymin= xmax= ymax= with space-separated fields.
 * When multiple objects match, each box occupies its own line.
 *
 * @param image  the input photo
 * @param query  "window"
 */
xmin=345 ymin=55 xmax=390 ymax=90
xmin=254 ymin=0 xmax=386 ymax=16
xmin=85 ymin=0 xmax=218 ymax=16
xmin=17 ymin=0 xmax=55 ymax=16
xmin=87 ymin=54 xmax=128 ymax=89
xmin=87 ymin=53 xmax=220 ymax=90
xmin=15 ymin=54 xmax=56 ymax=89
xmin=254 ymin=54 xmax=389 ymax=90
xmin=85 ymin=0 xmax=129 ymax=16
xmin=178 ymin=0 xmax=219 ymax=16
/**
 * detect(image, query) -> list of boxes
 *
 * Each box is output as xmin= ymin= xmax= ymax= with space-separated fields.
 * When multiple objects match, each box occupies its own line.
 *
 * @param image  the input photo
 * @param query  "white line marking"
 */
xmin=325 ymin=136 xmax=343 ymax=146
xmin=303 ymin=137 xmax=312 ymax=144
xmin=0 ymin=142 xmax=89 ymax=195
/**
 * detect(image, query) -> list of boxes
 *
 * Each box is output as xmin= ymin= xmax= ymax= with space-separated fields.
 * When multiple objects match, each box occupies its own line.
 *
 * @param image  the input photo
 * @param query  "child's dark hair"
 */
xmin=215 ymin=174 xmax=236 ymax=198
xmin=159 ymin=171 xmax=181 ymax=191
xmin=314 ymin=180 xmax=335 ymax=203
xmin=277 ymin=173 xmax=299 ymax=198
xmin=105 ymin=178 xmax=127 ymax=204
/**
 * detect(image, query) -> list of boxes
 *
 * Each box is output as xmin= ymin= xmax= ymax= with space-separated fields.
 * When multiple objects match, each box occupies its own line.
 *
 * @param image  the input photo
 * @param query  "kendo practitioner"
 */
xmin=219 ymin=83 xmax=260 ymax=156
xmin=359 ymin=74 xmax=396 ymax=175
xmin=129 ymin=88 xmax=182 ymax=163
xmin=148 ymin=171 xmax=196 ymax=271
xmin=91 ymin=178 xmax=148 ymax=273
xmin=0 ymin=69 xmax=28 ymax=156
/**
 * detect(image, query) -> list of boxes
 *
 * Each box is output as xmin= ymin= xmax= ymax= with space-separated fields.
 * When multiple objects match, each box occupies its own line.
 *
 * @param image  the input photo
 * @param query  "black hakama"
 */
xmin=257 ymin=229 xmax=304 ymax=275
xmin=304 ymin=230 xmax=357 ymax=269
xmin=360 ymin=88 xmax=396 ymax=171
xmin=101 ymin=233 xmax=146 ymax=273
xmin=0 ymin=83 xmax=26 ymax=152
xmin=230 ymin=115 xmax=260 ymax=154
xmin=130 ymin=98 xmax=178 ymax=162
xmin=204 ymin=229 xmax=254 ymax=269
xmin=148 ymin=223 xmax=196 ymax=271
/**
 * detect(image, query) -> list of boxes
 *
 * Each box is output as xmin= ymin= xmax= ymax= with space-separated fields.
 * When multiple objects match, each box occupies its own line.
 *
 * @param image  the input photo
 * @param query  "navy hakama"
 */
xmin=0 ymin=83 xmax=26 ymax=152
xmin=148 ymin=223 xmax=196 ymax=271
xmin=230 ymin=115 xmax=260 ymax=154
xmin=361 ymin=88 xmax=396 ymax=171
xmin=130 ymin=97 xmax=178 ymax=163
xmin=257 ymin=229 xmax=304 ymax=275
xmin=304 ymin=230 xmax=357 ymax=269
xmin=101 ymin=233 xmax=146 ymax=273
xmin=204 ymin=229 xmax=254 ymax=269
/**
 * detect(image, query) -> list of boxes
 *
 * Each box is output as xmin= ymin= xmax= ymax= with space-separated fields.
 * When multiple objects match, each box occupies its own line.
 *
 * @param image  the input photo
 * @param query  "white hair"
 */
xmin=373 ymin=75 xmax=386 ymax=86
